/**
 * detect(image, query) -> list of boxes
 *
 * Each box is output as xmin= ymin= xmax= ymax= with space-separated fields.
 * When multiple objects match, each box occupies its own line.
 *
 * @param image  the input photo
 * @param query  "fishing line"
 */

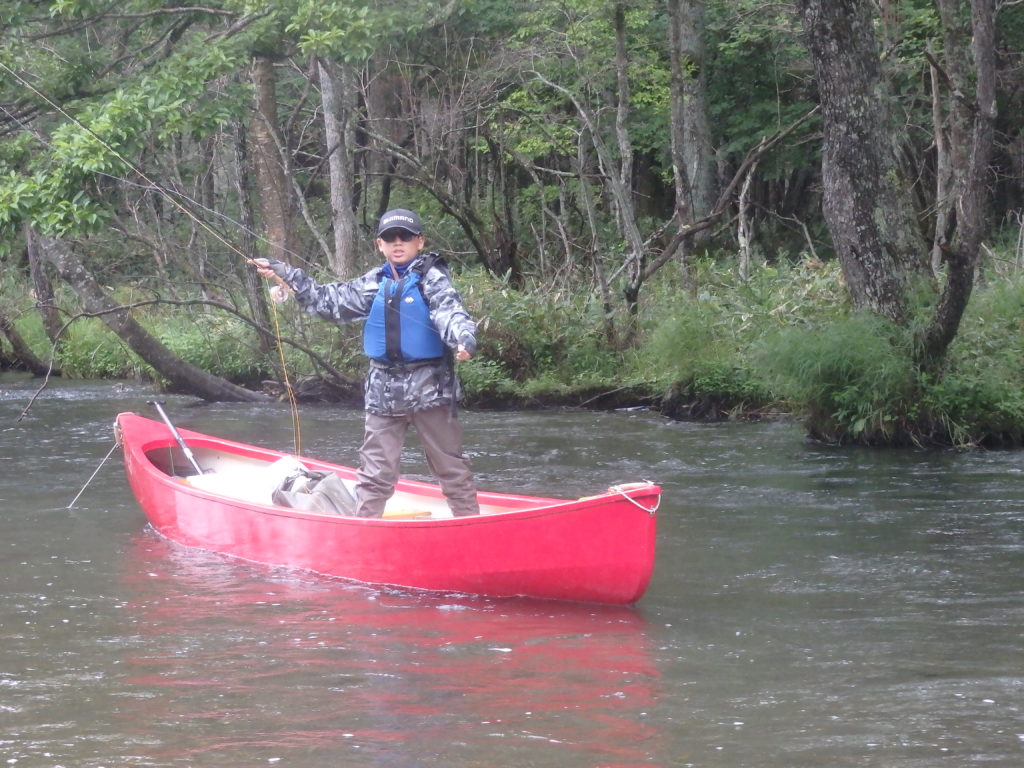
xmin=1 ymin=60 xmax=304 ymax=452
xmin=66 ymin=440 xmax=120 ymax=509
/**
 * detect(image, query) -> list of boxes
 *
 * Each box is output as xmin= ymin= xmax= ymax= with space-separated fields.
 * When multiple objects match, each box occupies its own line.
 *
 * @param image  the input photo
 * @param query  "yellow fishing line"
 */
xmin=267 ymin=295 xmax=301 ymax=454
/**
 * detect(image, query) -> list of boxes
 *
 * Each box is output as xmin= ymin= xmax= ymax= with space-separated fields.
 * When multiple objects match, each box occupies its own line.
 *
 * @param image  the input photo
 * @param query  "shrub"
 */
xmin=458 ymin=357 xmax=520 ymax=405
xmin=755 ymin=313 xmax=918 ymax=443
xmin=923 ymin=276 xmax=1024 ymax=445
xmin=458 ymin=268 xmax=621 ymax=392
xmin=56 ymin=317 xmax=144 ymax=379
xmin=154 ymin=310 xmax=269 ymax=384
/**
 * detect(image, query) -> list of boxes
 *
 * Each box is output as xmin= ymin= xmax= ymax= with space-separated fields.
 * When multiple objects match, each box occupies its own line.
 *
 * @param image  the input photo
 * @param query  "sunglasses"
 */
xmin=379 ymin=230 xmax=420 ymax=243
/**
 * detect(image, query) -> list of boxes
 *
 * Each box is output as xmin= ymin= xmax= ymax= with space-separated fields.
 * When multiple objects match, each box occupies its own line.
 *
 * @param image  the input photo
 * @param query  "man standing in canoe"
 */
xmin=254 ymin=208 xmax=480 ymax=518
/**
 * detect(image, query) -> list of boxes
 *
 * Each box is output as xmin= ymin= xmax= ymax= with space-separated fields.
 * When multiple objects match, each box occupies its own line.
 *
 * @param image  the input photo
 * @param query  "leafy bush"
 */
xmin=629 ymin=258 xmax=841 ymax=414
xmin=752 ymin=273 xmax=1024 ymax=446
xmin=154 ymin=310 xmax=269 ymax=384
xmin=56 ymin=317 xmax=144 ymax=379
xmin=755 ymin=313 xmax=918 ymax=443
xmin=921 ymin=276 xmax=1024 ymax=445
xmin=633 ymin=297 xmax=766 ymax=404
xmin=458 ymin=268 xmax=620 ymax=389
xmin=458 ymin=357 xmax=521 ymax=405
xmin=918 ymin=368 xmax=1024 ymax=447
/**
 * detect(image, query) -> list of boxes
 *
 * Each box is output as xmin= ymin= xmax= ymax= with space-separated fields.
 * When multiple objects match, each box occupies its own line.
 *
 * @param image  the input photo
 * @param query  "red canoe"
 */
xmin=114 ymin=412 xmax=659 ymax=604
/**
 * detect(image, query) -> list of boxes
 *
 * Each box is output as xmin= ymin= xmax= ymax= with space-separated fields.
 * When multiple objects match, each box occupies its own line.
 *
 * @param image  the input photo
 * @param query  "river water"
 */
xmin=1 ymin=373 xmax=1022 ymax=767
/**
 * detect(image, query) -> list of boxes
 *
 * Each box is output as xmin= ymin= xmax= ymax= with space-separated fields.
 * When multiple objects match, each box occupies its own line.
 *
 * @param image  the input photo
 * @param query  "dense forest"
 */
xmin=1 ymin=1 xmax=1023 ymax=446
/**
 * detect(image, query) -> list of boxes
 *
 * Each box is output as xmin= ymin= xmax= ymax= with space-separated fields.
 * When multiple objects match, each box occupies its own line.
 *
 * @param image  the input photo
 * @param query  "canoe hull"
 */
xmin=115 ymin=412 xmax=658 ymax=604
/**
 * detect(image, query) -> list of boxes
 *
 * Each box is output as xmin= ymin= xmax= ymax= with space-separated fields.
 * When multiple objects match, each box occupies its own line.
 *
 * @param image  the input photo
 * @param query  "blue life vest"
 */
xmin=363 ymin=266 xmax=446 ymax=363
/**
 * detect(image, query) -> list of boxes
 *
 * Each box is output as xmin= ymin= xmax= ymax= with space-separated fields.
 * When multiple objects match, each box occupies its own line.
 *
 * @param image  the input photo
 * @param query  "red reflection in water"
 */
xmin=117 ymin=531 xmax=664 ymax=767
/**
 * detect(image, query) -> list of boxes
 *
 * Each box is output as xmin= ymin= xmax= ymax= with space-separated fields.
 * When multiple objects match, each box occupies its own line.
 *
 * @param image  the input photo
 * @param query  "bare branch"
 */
xmin=633 ymin=105 xmax=821 ymax=285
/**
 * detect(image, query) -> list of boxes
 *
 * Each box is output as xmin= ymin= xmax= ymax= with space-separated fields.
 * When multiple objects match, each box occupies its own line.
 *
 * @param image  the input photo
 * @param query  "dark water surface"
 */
xmin=1 ymin=373 xmax=1022 ymax=767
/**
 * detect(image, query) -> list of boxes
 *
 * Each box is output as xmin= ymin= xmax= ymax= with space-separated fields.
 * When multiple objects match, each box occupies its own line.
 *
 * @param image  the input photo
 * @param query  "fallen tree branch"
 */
xmin=17 ymin=297 xmax=357 ymax=421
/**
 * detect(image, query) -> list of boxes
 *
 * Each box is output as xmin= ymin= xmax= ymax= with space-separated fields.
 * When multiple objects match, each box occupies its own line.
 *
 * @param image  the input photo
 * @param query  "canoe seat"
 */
xmin=382 ymin=509 xmax=432 ymax=520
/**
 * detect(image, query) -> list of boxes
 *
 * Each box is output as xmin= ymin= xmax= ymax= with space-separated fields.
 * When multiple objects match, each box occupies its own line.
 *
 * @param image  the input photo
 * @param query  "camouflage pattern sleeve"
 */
xmin=420 ymin=262 xmax=477 ymax=351
xmin=275 ymin=263 xmax=379 ymax=323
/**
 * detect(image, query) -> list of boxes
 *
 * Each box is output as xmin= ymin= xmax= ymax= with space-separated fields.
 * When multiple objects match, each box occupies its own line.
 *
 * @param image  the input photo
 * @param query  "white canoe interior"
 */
xmin=165 ymin=445 xmax=511 ymax=519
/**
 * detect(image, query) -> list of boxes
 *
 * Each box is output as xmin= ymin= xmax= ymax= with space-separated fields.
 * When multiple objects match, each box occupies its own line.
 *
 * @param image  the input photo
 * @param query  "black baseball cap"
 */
xmin=377 ymin=209 xmax=422 ymax=236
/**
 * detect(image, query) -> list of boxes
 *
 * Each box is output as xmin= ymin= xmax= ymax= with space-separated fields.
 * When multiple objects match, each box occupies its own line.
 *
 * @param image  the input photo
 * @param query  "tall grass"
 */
xmin=919 ymin=277 xmax=1024 ymax=446
xmin=457 ymin=269 xmax=623 ymax=403
xmin=629 ymin=257 xmax=847 ymax=417
xmin=755 ymin=313 xmax=919 ymax=443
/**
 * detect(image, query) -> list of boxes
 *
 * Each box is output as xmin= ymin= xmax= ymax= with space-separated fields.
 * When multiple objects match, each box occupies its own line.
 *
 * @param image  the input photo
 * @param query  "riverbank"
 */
xmin=4 ymin=259 xmax=1024 ymax=447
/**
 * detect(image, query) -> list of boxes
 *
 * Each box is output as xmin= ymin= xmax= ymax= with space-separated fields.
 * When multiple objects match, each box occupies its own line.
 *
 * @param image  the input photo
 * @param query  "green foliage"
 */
xmin=284 ymin=0 xmax=459 ymax=60
xmin=16 ymin=296 xmax=272 ymax=384
xmin=56 ymin=318 xmax=144 ymax=379
xmin=1 ymin=305 xmax=49 ymax=362
xmin=751 ymin=272 xmax=1024 ymax=446
xmin=457 ymin=357 xmax=520 ymax=404
xmin=636 ymin=296 xmax=745 ymax=389
xmin=632 ymin=257 xmax=848 ymax=406
xmin=152 ymin=310 xmax=268 ymax=384
xmin=286 ymin=1 xmax=386 ymax=61
xmin=917 ymin=368 xmax=1024 ymax=447
xmin=756 ymin=313 xmax=918 ymax=444
xmin=0 ymin=278 xmax=126 ymax=376
xmin=508 ymin=1 xmax=671 ymax=158
xmin=706 ymin=1 xmax=817 ymax=173
xmin=921 ymin=276 xmax=1024 ymax=445
xmin=2 ymin=58 xmax=245 ymax=237
xmin=459 ymin=268 xmax=617 ymax=386
xmin=49 ymin=307 xmax=270 ymax=384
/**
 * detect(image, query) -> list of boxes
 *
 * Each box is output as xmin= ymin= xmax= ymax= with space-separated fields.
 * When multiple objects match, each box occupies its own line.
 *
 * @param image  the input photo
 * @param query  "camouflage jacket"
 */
xmin=271 ymin=254 xmax=477 ymax=416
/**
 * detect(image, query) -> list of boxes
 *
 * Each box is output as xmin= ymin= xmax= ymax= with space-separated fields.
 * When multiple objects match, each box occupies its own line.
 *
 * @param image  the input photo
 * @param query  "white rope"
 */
xmin=67 ymin=441 xmax=119 ymax=509
xmin=608 ymin=482 xmax=660 ymax=515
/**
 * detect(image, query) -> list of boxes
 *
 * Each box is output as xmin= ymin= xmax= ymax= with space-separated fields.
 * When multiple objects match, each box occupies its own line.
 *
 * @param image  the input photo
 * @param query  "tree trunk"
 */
xmin=612 ymin=2 xmax=647 ymax=338
xmin=0 ymin=310 xmax=53 ymax=376
xmin=798 ymin=0 xmax=995 ymax=369
xmin=26 ymin=225 xmax=63 ymax=344
xmin=251 ymin=54 xmax=293 ymax=263
xmin=667 ymin=0 xmax=714 ymax=222
xmin=41 ymin=236 xmax=268 ymax=402
xmin=796 ymin=0 xmax=931 ymax=324
xmin=928 ymin=44 xmax=954 ymax=276
xmin=918 ymin=0 xmax=996 ymax=368
xmin=737 ymin=158 xmax=758 ymax=281
xmin=667 ymin=0 xmax=694 ymax=220
xmin=613 ymin=3 xmax=635 ymax=213
xmin=666 ymin=0 xmax=713 ymax=292
xmin=233 ymin=119 xmax=275 ymax=358
xmin=318 ymin=57 xmax=360 ymax=279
